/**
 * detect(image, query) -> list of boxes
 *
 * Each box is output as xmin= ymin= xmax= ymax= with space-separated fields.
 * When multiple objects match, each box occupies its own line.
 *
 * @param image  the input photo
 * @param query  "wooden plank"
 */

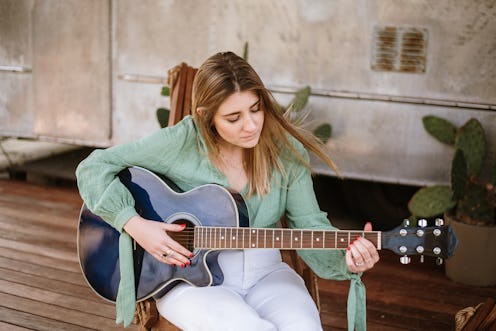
xmin=0 ymin=247 xmax=80 ymax=273
xmin=1 ymin=292 xmax=131 ymax=330
xmin=0 ymin=179 xmax=81 ymax=205
xmin=0 ymin=199 xmax=80 ymax=229
xmin=0 ymin=267 xmax=100 ymax=304
xmin=0 ymin=279 xmax=115 ymax=318
xmin=0 ymin=215 xmax=75 ymax=244
xmin=0 ymin=238 xmax=76 ymax=262
xmin=0 ymin=306 xmax=91 ymax=331
xmin=0 ymin=256 xmax=83 ymax=286
xmin=0 ymin=320 xmax=32 ymax=331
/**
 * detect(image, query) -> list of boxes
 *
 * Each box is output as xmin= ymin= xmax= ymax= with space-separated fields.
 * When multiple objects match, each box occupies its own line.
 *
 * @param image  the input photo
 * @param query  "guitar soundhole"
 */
xmin=169 ymin=220 xmax=196 ymax=251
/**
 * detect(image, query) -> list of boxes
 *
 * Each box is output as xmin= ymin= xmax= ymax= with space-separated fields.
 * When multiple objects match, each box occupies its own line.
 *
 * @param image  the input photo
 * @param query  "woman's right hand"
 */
xmin=123 ymin=215 xmax=193 ymax=267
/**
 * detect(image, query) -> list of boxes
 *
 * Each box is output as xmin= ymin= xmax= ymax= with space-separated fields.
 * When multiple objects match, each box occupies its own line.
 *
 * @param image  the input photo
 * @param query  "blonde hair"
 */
xmin=192 ymin=51 xmax=338 ymax=197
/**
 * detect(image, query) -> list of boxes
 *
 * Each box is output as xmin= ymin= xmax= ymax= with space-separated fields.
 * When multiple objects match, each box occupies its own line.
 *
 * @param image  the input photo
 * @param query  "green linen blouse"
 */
xmin=76 ymin=116 xmax=366 ymax=330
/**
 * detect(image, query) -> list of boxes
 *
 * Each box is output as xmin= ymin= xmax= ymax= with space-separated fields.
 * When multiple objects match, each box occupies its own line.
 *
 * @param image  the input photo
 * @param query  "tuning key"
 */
xmin=400 ymin=256 xmax=411 ymax=264
xmin=436 ymin=257 xmax=444 ymax=265
xmin=418 ymin=219 xmax=427 ymax=228
xmin=402 ymin=219 xmax=410 ymax=227
xmin=435 ymin=218 xmax=444 ymax=226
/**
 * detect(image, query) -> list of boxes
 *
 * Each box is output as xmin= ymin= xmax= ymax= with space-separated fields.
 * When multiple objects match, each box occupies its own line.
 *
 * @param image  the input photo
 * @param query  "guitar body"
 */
xmin=77 ymin=166 xmax=249 ymax=303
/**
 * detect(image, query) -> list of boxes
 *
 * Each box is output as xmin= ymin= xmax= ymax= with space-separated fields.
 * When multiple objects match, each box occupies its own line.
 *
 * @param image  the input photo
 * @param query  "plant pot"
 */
xmin=445 ymin=215 xmax=496 ymax=286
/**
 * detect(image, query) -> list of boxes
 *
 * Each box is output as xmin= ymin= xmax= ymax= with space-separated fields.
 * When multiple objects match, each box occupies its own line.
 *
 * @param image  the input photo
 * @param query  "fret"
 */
xmin=302 ymin=230 xmax=312 ymax=249
xmin=272 ymin=229 xmax=275 ymax=248
xmin=194 ymin=227 xmax=197 ymax=248
xmin=220 ymin=228 xmax=224 ymax=248
xmin=214 ymin=227 xmax=217 ymax=249
xmin=336 ymin=231 xmax=344 ymax=249
xmin=264 ymin=229 xmax=267 ymax=248
xmin=274 ymin=229 xmax=282 ymax=248
xmin=210 ymin=227 xmax=214 ymax=248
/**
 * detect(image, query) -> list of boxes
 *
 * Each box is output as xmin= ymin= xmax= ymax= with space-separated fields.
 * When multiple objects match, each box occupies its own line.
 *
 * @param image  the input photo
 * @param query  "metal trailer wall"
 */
xmin=1 ymin=0 xmax=495 ymax=186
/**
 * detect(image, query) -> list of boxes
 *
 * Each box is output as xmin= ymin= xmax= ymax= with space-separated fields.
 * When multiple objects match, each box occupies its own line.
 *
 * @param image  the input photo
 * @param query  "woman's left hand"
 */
xmin=345 ymin=222 xmax=380 ymax=273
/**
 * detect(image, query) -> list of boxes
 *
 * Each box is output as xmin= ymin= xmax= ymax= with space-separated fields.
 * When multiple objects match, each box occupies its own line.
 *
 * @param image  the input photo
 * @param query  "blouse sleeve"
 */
xmin=76 ymin=117 xmax=194 ymax=232
xmin=284 ymin=146 xmax=352 ymax=281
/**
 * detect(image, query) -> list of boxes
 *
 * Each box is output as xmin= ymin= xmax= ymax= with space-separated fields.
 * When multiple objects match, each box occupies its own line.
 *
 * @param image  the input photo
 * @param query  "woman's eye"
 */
xmin=251 ymin=107 xmax=260 ymax=113
xmin=227 ymin=116 xmax=239 ymax=123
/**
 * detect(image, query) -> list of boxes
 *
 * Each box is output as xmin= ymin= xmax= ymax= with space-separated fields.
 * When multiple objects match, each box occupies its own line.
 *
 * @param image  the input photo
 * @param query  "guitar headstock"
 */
xmin=382 ymin=218 xmax=458 ymax=265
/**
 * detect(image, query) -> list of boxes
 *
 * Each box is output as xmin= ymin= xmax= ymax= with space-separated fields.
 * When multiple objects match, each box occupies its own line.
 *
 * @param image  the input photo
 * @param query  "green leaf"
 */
xmin=161 ymin=86 xmax=170 ymax=97
xmin=313 ymin=123 xmax=332 ymax=144
xmin=407 ymin=185 xmax=455 ymax=218
xmin=243 ymin=41 xmax=249 ymax=61
xmin=422 ymin=115 xmax=457 ymax=145
xmin=156 ymin=108 xmax=170 ymax=128
xmin=288 ymin=86 xmax=311 ymax=112
xmin=455 ymin=118 xmax=486 ymax=176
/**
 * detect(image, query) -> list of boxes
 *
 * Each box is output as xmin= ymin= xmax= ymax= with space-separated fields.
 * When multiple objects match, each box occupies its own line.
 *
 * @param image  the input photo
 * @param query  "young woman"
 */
xmin=76 ymin=51 xmax=379 ymax=331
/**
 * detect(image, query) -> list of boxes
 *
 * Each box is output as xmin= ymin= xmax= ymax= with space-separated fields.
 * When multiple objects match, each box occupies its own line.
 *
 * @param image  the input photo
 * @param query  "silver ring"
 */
xmin=163 ymin=249 xmax=174 ymax=258
xmin=355 ymin=261 xmax=364 ymax=266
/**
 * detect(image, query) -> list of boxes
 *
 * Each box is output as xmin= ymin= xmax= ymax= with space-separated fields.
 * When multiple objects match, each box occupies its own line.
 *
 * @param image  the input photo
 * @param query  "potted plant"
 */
xmin=408 ymin=115 xmax=496 ymax=286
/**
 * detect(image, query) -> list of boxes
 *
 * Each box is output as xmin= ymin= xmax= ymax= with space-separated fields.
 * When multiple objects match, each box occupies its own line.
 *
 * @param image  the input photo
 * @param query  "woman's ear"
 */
xmin=196 ymin=107 xmax=204 ymax=116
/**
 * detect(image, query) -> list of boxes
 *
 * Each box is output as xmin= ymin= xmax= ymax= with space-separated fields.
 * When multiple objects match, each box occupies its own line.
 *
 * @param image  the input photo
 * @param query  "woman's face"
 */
xmin=212 ymin=90 xmax=264 ymax=150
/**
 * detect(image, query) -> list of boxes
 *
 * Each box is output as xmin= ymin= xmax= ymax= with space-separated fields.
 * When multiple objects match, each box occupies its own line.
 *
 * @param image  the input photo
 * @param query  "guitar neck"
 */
xmin=194 ymin=227 xmax=381 ymax=250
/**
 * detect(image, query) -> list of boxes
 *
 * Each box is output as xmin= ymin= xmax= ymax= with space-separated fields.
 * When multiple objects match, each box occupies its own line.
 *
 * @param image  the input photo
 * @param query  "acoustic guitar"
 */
xmin=77 ymin=166 xmax=458 ymax=303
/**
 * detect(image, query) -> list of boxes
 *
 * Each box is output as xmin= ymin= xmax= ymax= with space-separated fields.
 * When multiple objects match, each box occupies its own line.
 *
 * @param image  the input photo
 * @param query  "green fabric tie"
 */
xmin=115 ymin=233 xmax=136 ymax=327
xmin=348 ymin=274 xmax=367 ymax=331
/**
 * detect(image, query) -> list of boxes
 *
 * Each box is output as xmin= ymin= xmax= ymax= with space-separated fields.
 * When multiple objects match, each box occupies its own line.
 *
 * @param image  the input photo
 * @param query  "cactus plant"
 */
xmin=408 ymin=116 xmax=496 ymax=226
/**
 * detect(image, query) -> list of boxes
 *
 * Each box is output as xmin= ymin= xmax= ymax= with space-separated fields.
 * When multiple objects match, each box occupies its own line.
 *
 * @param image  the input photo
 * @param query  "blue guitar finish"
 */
xmin=77 ymin=166 xmax=249 ymax=302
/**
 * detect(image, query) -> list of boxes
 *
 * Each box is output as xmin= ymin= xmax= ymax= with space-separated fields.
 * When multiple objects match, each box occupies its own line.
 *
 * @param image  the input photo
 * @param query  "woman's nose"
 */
xmin=243 ymin=114 xmax=257 ymax=131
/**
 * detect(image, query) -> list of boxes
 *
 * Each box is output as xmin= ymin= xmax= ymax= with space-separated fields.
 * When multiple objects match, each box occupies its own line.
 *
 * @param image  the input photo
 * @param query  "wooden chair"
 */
xmin=133 ymin=63 xmax=320 ymax=331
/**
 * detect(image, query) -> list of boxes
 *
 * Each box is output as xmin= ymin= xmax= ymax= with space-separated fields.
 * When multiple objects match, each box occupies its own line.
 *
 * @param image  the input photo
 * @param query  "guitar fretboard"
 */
xmin=194 ymin=227 xmax=381 ymax=250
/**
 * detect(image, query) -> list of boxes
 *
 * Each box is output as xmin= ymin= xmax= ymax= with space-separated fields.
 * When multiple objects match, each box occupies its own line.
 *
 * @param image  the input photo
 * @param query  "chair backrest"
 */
xmin=167 ymin=63 xmax=197 ymax=126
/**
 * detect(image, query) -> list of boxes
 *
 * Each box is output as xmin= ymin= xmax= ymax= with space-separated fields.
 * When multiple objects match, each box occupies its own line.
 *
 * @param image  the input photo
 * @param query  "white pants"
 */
xmin=155 ymin=249 xmax=323 ymax=331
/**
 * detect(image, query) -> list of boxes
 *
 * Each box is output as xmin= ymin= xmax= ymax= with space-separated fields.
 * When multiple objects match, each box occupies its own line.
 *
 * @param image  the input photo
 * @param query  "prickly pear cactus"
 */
xmin=455 ymin=118 xmax=486 ymax=177
xmin=422 ymin=115 xmax=457 ymax=145
xmin=410 ymin=116 xmax=495 ymax=226
xmin=289 ymin=86 xmax=311 ymax=113
xmin=456 ymin=184 xmax=495 ymax=225
xmin=408 ymin=185 xmax=456 ymax=218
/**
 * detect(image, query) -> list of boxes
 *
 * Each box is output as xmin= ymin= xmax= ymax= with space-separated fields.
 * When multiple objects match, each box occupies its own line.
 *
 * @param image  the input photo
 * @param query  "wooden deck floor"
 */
xmin=1 ymin=178 xmax=495 ymax=330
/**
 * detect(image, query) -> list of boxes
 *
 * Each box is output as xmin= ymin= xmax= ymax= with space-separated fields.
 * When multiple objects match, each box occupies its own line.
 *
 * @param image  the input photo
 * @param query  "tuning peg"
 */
xmin=417 ymin=219 xmax=427 ymax=228
xmin=402 ymin=219 xmax=410 ymax=227
xmin=435 ymin=218 xmax=444 ymax=226
xmin=420 ymin=255 xmax=424 ymax=263
xmin=400 ymin=256 xmax=411 ymax=264
xmin=436 ymin=257 xmax=444 ymax=265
